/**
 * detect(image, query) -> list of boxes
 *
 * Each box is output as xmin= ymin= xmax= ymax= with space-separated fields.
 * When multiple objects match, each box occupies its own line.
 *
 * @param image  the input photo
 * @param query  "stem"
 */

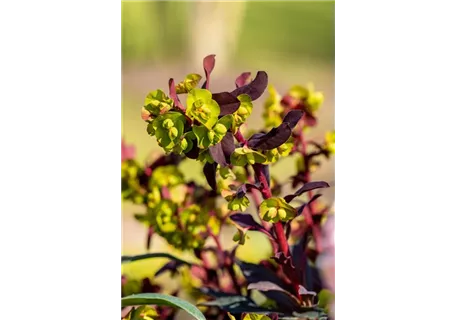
xmin=234 ymin=130 xmax=247 ymax=145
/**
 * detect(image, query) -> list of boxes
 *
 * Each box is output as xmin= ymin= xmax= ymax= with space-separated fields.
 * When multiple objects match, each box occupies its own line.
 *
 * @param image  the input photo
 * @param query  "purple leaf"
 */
xmin=198 ymin=296 xmax=273 ymax=315
xmin=235 ymin=72 xmax=252 ymax=88
xmin=146 ymin=226 xmax=154 ymax=250
xmin=184 ymin=140 xmax=200 ymax=159
xmin=284 ymin=181 xmax=330 ymax=203
xmin=283 ymin=110 xmax=305 ymax=128
xmin=154 ymin=260 xmax=184 ymax=277
xmin=203 ymin=162 xmax=218 ymax=191
xmin=296 ymin=194 xmax=323 ymax=214
xmin=272 ymin=252 xmax=300 ymax=284
xmin=202 ymin=54 xmax=216 ymax=89
xmin=247 ymin=281 xmax=288 ymax=293
xmin=221 ymin=132 xmax=235 ymax=163
xmin=212 ymin=92 xmax=241 ymax=116
xmin=230 ymin=71 xmax=268 ymax=101
xmin=168 ymin=78 xmax=184 ymax=110
xmin=248 ymin=124 xmax=292 ymax=150
xmin=209 ymin=143 xmax=228 ymax=167
xmin=230 ymin=213 xmax=265 ymax=231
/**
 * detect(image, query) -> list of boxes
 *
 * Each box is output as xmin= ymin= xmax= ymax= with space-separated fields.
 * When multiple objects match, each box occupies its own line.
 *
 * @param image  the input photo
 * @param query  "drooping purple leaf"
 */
xmin=247 ymin=281 xmax=288 ymax=294
xmin=213 ymin=92 xmax=241 ymax=116
xmin=203 ymin=162 xmax=218 ymax=191
xmin=284 ymin=181 xmax=330 ymax=203
xmin=209 ymin=143 xmax=228 ymax=167
xmin=236 ymin=259 xmax=288 ymax=289
xmin=168 ymin=78 xmax=184 ymax=110
xmin=230 ymin=213 xmax=265 ymax=231
xmin=221 ymin=132 xmax=235 ymax=163
xmin=202 ymin=54 xmax=216 ymax=89
xmin=296 ymin=194 xmax=323 ymax=215
xmin=235 ymin=72 xmax=252 ymax=88
xmin=283 ymin=110 xmax=305 ymax=129
xmin=184 ymin=140 xmax=200 ymax=159
xmin=230 ymin=71 xmax=268 ymax=101
xmin=248 ymin=124 xmax=292 ymax=150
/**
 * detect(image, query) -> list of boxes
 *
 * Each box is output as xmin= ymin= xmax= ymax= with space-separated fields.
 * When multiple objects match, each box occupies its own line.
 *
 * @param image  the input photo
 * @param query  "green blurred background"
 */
xmin=122 ymin=0 xmax=334 ymax=286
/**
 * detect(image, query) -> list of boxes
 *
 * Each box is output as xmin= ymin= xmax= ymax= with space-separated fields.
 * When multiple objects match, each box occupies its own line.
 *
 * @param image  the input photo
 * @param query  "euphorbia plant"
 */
xmin=122 ymin=55 xmax=335 ymax=320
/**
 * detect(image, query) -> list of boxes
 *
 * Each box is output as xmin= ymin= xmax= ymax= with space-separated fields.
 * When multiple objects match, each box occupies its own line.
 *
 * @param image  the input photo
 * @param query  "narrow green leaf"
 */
xmin=122 ymin=293 xmax=206 ymax=320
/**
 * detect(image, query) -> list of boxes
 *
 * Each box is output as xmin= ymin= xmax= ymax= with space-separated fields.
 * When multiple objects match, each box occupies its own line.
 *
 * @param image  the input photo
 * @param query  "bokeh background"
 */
xmin=122 ymin=0 xmax=334 ymax=296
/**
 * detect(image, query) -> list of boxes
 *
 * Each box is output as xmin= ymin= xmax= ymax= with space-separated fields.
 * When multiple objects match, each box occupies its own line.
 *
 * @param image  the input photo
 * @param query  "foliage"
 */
xmin=122 ymin=55 xmax=335 ymax=320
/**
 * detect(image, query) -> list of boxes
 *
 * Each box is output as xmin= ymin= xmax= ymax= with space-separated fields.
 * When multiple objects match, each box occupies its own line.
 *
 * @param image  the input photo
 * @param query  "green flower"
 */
xmin=175 ymin=74 xmax=202 ymax=94
xmin=230 ymin=146 xmax=268 ymax=166
xmin=143 ymin=89 xmax=174 ymax=118
xmin=154 ymin=200 xmax=178 ymax=233
xmin=186 ymin=88 xmax=220 ymax=129
xmin=259 ymin=197 xmax=297 ymax=223
xmin=263 ymin=85 xmax=284 ymax=129
xmin=197 ymin=149 xmax=215 ymax=164
xmin=192 ymin=115 xmax=233 ymax=149
xmin=325 ymin=130 xmax=335 ymax=155
xmin=149 ymin=112 xmax=186 ymax=152
xmin=232 ymin=94 xmax=253 ymax=130
xmin=150 ymin=165 xmax=184 ymax=187
xmin=233 ymin=228 xmax=249 ymax=245
xmin=223 ymin=190 xmax=250 ymax=212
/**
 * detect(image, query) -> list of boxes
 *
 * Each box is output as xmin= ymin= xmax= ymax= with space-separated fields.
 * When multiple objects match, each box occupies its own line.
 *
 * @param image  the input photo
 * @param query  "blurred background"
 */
xmin=122 ymin=0 xmax=334 ymax=292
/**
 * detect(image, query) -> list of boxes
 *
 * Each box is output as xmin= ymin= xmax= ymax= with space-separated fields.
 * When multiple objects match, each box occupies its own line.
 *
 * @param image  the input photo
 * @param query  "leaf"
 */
xmin=155 ymin=259 xmax=187 ymax=277
xmin=121 ymin=253 xmax=191 ymax=266
xmin=272 ymin=252 xmax=300 ymax=283
xmin=203 ymin=162 xmax=218 ymax=191
xmin=202 ymin=54 xmax=216 ymax=89
xmin=198 ymin=296 xmax=273 ymax=315
xmin=146 ymin=226 xmax=154 ymax=250
xmin=295 ymin=194 xmax=323 ymax=215
xmin=247 ymin=281 xmax=290 ymax=294
xmin=235 ymin=72 xmax=252 ymax=88
xmin=213 ymin=92 xmax=241 ymax=116
xmin=282 ymin=110 xmax=304 ymax=129
xmin=168 ymin=78 xmax=184 ymax=110
xmin=209 ymin=143 xmax=227 ymax=167
xmin=121 ymin=293 xmax=206 ymax=320
xmin=229 ymin=213 xmax=272 ymax=239
xmin=284 ymin=182 xmax=330 ymax=203
xmin=230 ymin=71 xmax=268 ymax=101
xmin=221 ymin=132 xmax=235 ymax=163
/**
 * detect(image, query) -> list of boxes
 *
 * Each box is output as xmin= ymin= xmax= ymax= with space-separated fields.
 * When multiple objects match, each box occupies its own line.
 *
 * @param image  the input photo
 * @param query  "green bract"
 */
xmin=263 ymin=85 xmax=284 ymax=128
xmin=150 ymin=112 xmax=186 ymax=152
xmin=233 ymin=228 xmax=249 ymax=245
xmin=230 ymin=146 xmax=268 ymax=166
xmin=192 ymin=115 xmax=233 ymax=149
xmin=226 ymin=194 xmax=250 ymax=212
xmin=186 ymin=88 xmax=220 ymax=129
xmin=232 ymin=94 xmax=253 ymax=130
xmin=175 ymin=74 xmax=203 ymax=94
xmin=150 ymin=165 xmax=184 ymax=187
xmin=325 ymin=130 xmax=335 ymax=155
xmin=144 ymin=89 xmax=174 ymax=118
xmin=259 ymin=197 xmax=297 ymax=223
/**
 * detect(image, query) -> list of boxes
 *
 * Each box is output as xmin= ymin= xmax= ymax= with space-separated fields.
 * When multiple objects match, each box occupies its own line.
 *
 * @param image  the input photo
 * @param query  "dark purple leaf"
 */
xmin=155 ymin=260 xmax=186 ymax=277
xmin=296 ymin=194 xmax=323 ymax=215
xmin=230 ymin=213 xmax=267 ymax=233
xmin=146 ymin=226 xmax=154 ymax=250
xmin=200 ymin=288 xmax=243 ymax=298
xmin=248 ymin=124 xmax=292 ymax=150
xmin=184 ymin=140 xmax=200 ymax=159
xmin=209 ymin=143 xmax=228 ymax=167
xmin=198 ymin=296 xmax=274 ymax=315
xmin=247 ymin=281 xmax=288 ymax=293
xmin=213 ymin=92 xmax=241 ymax=116
xmin=235 ymin=72 xmax=252 ymax=88
xmin=168 ymin=78 xmax=184 ymax=110
xmin=283 ymin=110 xmax=305 ymax=128
xmin=272 ymin=252 xmax=300 ymax=284
xmin=202 ymin=54 xmax=216 ymax=89
xmin=284 ymin=181 xmax=330 ymax=203
xmin=221 ymin=132 xmax=235 ymax=163
xmin=203 ymin=162 xmax=218 ymax=191
xmin=230 ymin=71 xmax=268 ymax=101
xmin=291 ymin=234 xmax=307 ymax=285
xmin=236 ymin=260 xmax=289 ymax=290
xmin=149 ymin=154 xmax=183 ymax=171
xmin=253 ymin=164 xmax=270 ymax=188
xmin=235 ymin=184 xmax=247 ymax=198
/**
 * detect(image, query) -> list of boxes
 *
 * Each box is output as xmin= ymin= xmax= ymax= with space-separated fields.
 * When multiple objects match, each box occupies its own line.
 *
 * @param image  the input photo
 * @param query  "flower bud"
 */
xmin=237 ymin=106 xmax=248 ymax=116
xmin=267 ymin=207 xmax=278 ymax=219
xmin=207 ymin=131 xmax=215 ymax=143
xmin=162 ymin=119 xmax=174 ymax=129
xmin=180 ymin=138 xmax=188 ymax=151
xmin=168 ymin=127 xmax=178 ymax=139
xmin=213 ymin=123 xmax=227 ymax=135
xmin=278 ymin=208 xmax=287 ymax=219
xmin=247 ymin=153 xmax=255 ymax=165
